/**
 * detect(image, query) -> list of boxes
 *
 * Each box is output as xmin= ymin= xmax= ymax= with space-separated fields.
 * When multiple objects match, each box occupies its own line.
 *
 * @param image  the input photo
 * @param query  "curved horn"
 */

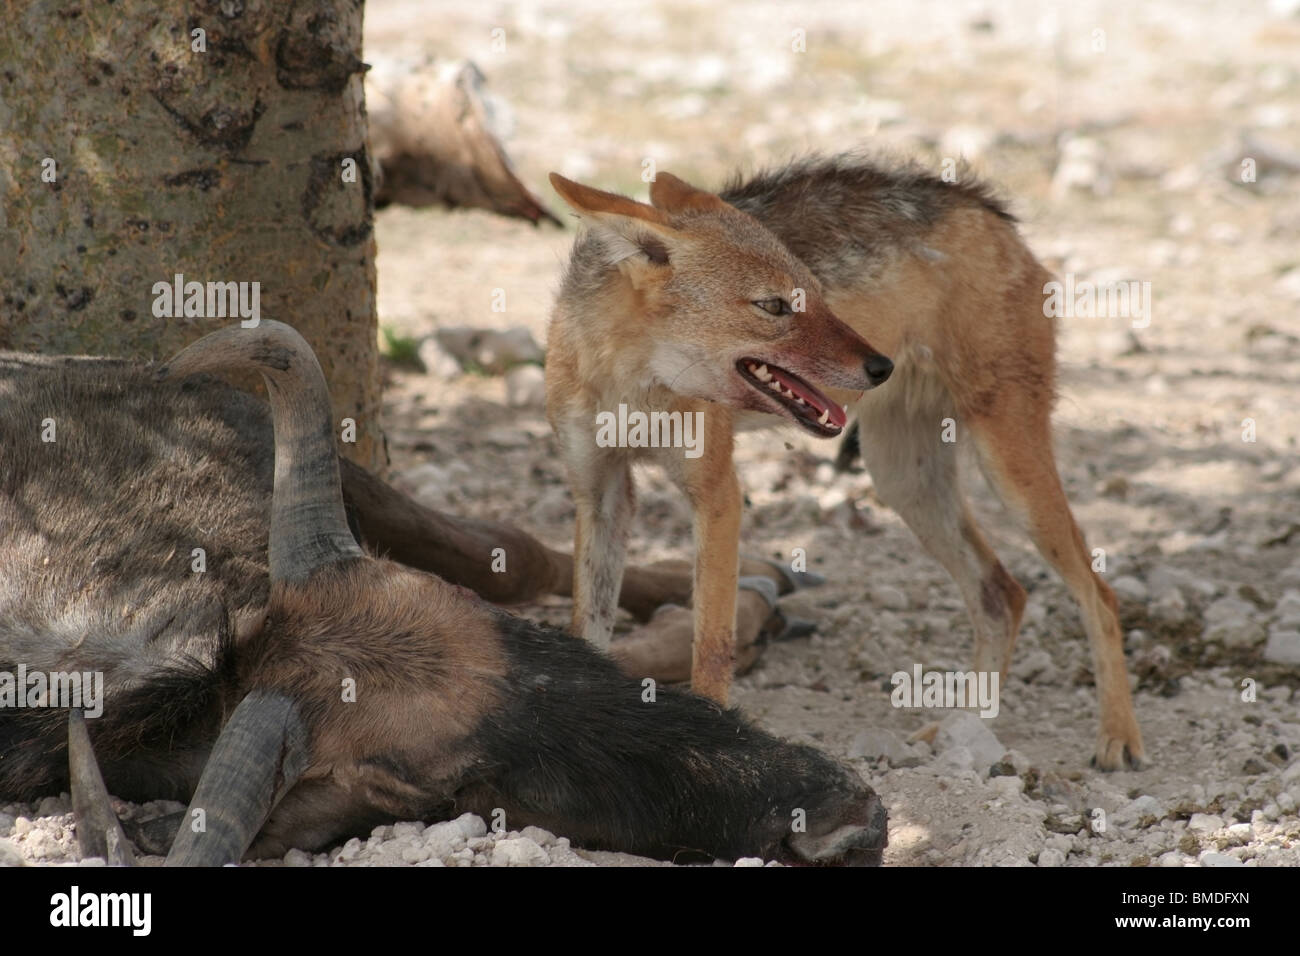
xmin=156 ymin=320 xmax=363 ymax=582
xmin=165 ymin=690 xmax=309 ymax=866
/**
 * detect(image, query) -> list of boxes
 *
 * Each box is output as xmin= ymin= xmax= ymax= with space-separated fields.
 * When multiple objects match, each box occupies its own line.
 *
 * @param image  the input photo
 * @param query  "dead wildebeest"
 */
xmin=0 ymin=321 xmax=886 ymax=866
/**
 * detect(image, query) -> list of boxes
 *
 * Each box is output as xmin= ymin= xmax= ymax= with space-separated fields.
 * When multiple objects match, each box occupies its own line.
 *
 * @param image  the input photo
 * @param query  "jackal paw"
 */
xmin=1092 ymin=727 xmax=1146 ymax=771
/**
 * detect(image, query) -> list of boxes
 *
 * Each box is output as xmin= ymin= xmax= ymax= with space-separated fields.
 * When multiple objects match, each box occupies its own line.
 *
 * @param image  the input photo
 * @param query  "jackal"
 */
xmin=545 ymin=170 xmax=891 ymax=705
xmin=547 ymin=156 xmax=1144 ymax=771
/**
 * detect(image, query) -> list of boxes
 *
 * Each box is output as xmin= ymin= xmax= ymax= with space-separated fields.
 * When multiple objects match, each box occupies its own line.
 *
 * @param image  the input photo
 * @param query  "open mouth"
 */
xmin=736 ymin=358 xmax=847 ymax=437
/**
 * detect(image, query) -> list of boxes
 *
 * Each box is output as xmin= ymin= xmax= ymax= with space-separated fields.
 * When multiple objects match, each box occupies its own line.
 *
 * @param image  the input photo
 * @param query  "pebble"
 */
xmin=1199 ymin=851 xmax=1244 ymax=867
xmin=848 ymin=728 xmax=913 ymax=765
xmin=0 ymin=839 xmax=24 ymax=867
xmin=491 ymin=837 xmax=550 ymax=867
xmin=871 ymin=585 xmax=909 ymax=611
xmin=934 ymin=712 xmax=1006 ymax=772
xmin=1187 ymin=813 xmax=1223 ymax=834
xmin=1037 ymin=848 xmax=1067 ymax=867
xmin=1202 ymin=597 xmax=1265 ymax=648
xmin=1115 ymin=795 xmax=1166 ymax=827
xmin=1111 ymin=575 xmax=1149 ymax=603
xmin=1263 ymin=628 xmax=1300 ymax=665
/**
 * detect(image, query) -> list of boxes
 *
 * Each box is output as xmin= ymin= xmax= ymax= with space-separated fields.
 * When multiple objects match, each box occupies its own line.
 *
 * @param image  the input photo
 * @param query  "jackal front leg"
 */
xmin=686 ymin=466 xmax=742 ymax=703
xmin=568 ymin=451 xmax=635 ymax=649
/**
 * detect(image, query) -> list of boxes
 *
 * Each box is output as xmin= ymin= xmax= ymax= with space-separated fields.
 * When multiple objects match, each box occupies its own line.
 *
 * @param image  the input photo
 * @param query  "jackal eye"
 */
xmin=753 ymin=297 xmax=792 ymax=317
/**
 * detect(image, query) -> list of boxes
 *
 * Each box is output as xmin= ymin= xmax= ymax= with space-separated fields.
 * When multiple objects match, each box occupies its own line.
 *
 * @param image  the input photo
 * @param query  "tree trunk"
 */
xmin=0 ymin=0 xmax=383 ymax=470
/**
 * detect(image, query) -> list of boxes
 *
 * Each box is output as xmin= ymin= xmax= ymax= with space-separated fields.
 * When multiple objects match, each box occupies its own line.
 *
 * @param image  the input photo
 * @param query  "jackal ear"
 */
xmin=549 ymin=172 xmax=681 ymax=270
xmin=648 ymin=172 xmax=728 ymax=215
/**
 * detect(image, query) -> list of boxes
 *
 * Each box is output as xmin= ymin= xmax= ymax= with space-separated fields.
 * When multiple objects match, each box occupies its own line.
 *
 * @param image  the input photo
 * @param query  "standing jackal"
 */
xmin=546 ymin=170 xmax=892 ymax=704
xmin=547 ymin=155 xmax=1144 ymax=771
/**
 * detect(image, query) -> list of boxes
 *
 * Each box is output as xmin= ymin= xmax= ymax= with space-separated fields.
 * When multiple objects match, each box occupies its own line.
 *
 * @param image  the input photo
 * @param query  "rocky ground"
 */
xmin=5 ymin=0 xmax=1300 ymax=867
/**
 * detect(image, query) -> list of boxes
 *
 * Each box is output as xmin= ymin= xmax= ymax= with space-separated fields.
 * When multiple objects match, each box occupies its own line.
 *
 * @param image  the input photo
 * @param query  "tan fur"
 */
xmin=825 ymin=205 xmax=1142 ymax=769
xmin=237 ymin=560 xmax=507 ymax=853
xmin=546 ymin=172 xmax=888 ymax=704
xmin=549 ymin=157 xmax=1144 ymax=771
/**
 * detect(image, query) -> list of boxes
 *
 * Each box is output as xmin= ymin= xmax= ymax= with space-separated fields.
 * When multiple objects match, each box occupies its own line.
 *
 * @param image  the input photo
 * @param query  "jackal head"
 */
xmin=549 ymin=171 xmax=892 ymax=437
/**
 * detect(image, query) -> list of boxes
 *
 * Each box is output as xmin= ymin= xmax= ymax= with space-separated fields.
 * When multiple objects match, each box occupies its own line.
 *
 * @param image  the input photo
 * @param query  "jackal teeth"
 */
xmin=768 ymin=381 xmax=782 ymax=392
xmin=818 ymin=408 xmax=830 ymax=425
xmin=755 ymin=364 xmax=771 ymax=381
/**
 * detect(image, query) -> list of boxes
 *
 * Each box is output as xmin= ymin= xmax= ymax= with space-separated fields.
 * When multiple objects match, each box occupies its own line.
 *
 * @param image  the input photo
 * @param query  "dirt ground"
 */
xmin=365 ymin=0 xmax=1300 ymax=867
xmin=5 ymin=0 xmax=1299 ymax=867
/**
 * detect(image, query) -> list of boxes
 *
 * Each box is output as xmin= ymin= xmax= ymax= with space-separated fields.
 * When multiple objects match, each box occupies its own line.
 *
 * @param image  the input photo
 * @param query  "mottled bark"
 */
xmin=0 ymin=0 xmax=383 ymax=469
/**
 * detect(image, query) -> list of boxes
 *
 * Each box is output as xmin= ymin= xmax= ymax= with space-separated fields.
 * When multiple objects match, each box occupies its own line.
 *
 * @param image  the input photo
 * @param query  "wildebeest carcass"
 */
xmin=0 ymin=321 xmax=887 ymax=866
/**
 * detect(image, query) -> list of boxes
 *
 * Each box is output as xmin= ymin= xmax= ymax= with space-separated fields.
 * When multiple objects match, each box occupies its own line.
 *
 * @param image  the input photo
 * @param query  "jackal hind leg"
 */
xmin=965 ymin=400 xmax=1144 ymax=771
xmin=853 ymin=380 xmax=1026 ymax=686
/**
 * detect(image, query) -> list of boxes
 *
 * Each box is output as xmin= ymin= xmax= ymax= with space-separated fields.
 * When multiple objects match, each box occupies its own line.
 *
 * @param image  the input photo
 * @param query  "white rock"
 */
xmin=1202 ymin=597 xmax=1265 ymax=648
xmin=1199 ymin=851 xmax=1244 ymax=867
xmin=1011 ymin=648 xmax=1055 ymax=682
xmin=518 ymin=826 xmax=557 ymax=847
xmin=1151 ymin=588 xmax=1188 ymax=621
xmin=1037 ymin=848 xmax=1067 ymax=867
xmin=454 ymin=813 xmax=488 ymax=840
xmin=336 ymin=837 xmax=362 ymax=861
xmin=1148 ymin=567 xmax=1216 ymax=601
xmin=848 ymin=728 xmax=913 ymax=763
xmin=934 ymin=745 xmax=975 ymax=773
xmin=733 ymin=857 xmax=765 ymax=867
xmin=24 ymin=828 xmax=50 ymax=859
xmin=505 ymin=364 xmax=546 ymax=408
xmin=0 ymin=839 xmax=24 ymax=867
xmin=1111 ymin=576 xmax=1149 ymax=603
xmin=1263 ymin=629 xmax=1300 ymax=664
xmin=283 ymin=848 xmax=312 ymax=867
xmin=401 ymin=844 xmax=433 ymax=864
xmin=1225 ymin=823 xmax=1253 ymax=845
xmin=871 ymin=585 xmax=909 ymax=611
xmin=1277 ymin=792 xmax=1297 ymax=814
xmin=11 ymin=817 xmax=32 ymax=837
xmin=935 ymin=712 xmax=1005 ymax=772
xmin=1187 ymin=813 xmax=1223 ymax=834
xmin=491 ymin=837 xmax=549 ymax=867
xmin=1157 ymin=851 xmax=1187 ymax=867
xmin=392 ymin=821 xmax=425 ymax=840
xmin=990 ymin=775 xmax=1025 ymax=799
xmin=1114 ymin=795 xmax=1166 ymax=827
xmin=423 ymin=820 xmax=468 ymax=856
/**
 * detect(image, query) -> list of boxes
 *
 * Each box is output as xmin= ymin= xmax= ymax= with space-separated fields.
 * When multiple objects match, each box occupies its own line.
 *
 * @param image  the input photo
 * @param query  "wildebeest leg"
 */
xmin=340 ymin=459 xmax=820 ymax=619
xmin=68 ymin=709 xmax=135 ymax=866
xmin=611 ymin=577 xmax=778 ymax=682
